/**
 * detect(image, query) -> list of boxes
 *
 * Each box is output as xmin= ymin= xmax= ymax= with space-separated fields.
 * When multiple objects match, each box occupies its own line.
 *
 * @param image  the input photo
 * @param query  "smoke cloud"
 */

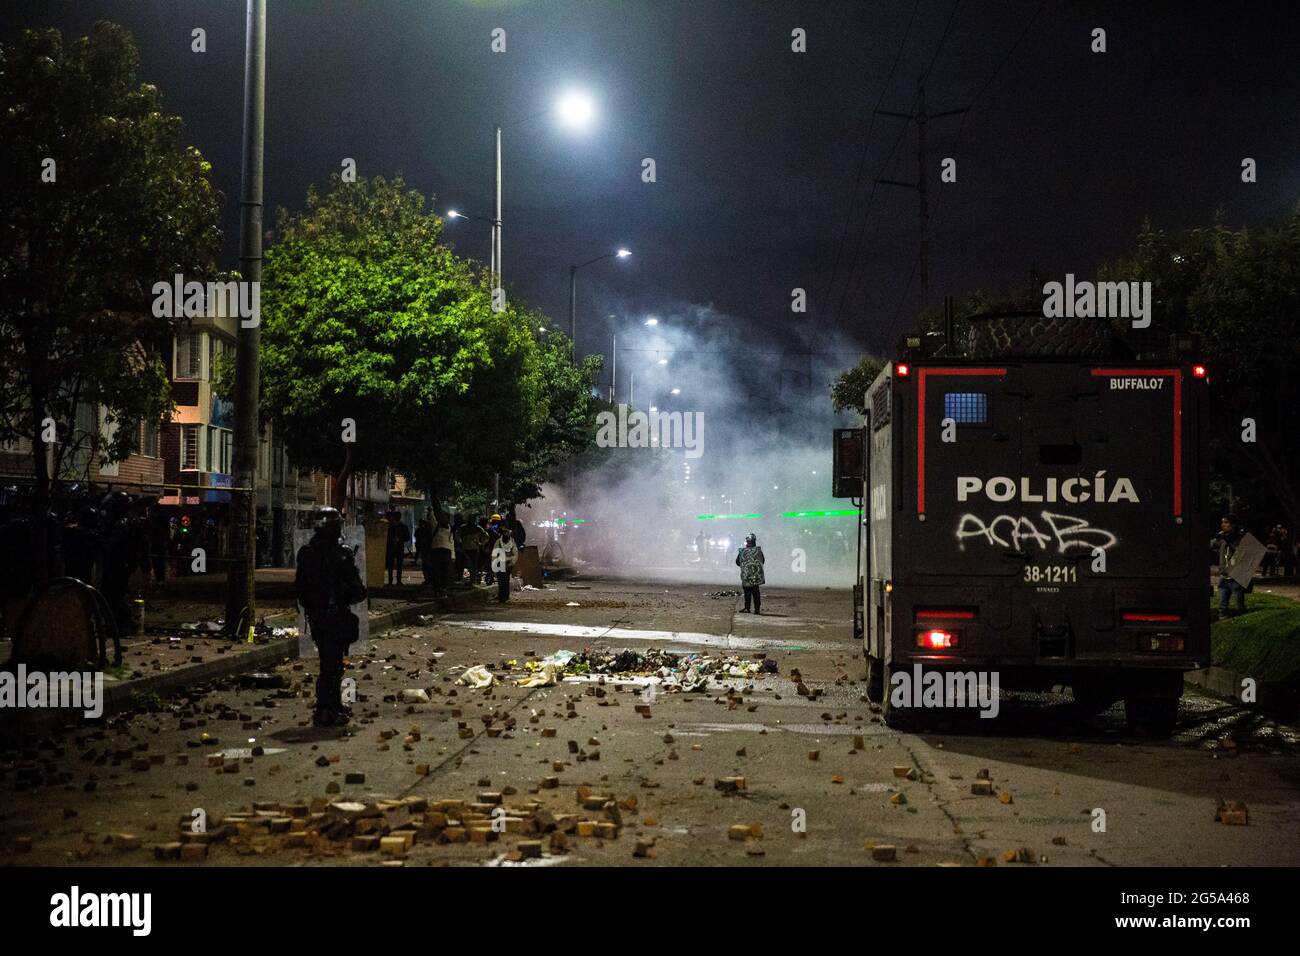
xmin=522 ymin=297 xmax=866 ymax=588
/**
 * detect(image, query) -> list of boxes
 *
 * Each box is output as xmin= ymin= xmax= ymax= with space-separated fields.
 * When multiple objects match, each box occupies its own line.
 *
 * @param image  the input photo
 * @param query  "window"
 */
xmin=181 ymin=424 xmax=200 ymax=470
xmin=140 ymin=419 xmax=160 ymax=458
xmin=177 ymin=333 xmax=203 ymax=379
xmin=943 ymin=392 xmax=989 ymax=425
xmin=211 ymin=428 xmax=233 ymax=475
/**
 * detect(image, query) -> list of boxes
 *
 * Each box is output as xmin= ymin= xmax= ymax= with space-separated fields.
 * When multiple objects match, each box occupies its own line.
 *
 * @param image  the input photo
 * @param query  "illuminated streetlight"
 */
xmin=670 ymin=387 xmax=681 ymax=395
xmin=644 ymin=317 xmax=659 ymax=326
xmin=556 ymin=89 xmax=596 ymax=128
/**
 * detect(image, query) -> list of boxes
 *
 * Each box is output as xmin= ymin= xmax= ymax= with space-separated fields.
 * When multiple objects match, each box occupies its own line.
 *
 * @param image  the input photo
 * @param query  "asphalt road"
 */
xmin=2 ymin=576 xmax=1298 ymax=867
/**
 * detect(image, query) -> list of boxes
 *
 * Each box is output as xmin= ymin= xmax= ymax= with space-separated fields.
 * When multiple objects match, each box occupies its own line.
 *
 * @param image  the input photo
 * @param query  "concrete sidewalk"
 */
xmin=0 ymin=574 xmax=493 ymax=740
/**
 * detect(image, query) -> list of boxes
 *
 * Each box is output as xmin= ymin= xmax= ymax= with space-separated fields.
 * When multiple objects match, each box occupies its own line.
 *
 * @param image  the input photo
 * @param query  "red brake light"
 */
xmin=896 ymin=363 xmax=910 ymax=378
xmin=1192 ymin=364 xmax=1206 ymax=378
xmin=917 ymin=629 xmax=957 ymax=649
xmin=915 ymin=608 xmax=975 ymax=621
xmin=1122 ymin=612 xmax=1183 ymax=623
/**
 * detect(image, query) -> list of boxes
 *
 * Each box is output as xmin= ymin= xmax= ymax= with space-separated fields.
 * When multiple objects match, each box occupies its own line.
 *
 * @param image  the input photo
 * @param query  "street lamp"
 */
xmin=492 ymin=89 xmax=597 ymax=289
xmin=445 ymin=209 xmax=496 ymax=274
xmin=611 ymin=315 xmax=664 ymax=404
xmin=570 ymin=248 xmax=631 ymax=351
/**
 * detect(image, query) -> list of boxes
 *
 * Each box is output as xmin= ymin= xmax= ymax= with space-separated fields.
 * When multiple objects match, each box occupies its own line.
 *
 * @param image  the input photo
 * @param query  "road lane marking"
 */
xmin=443 ymin=619 xmax=839 ymax=651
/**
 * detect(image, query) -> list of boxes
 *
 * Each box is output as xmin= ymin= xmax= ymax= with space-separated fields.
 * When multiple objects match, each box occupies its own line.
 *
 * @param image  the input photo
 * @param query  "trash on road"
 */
xmin=457 ymin=665 xmax=496 ymax=688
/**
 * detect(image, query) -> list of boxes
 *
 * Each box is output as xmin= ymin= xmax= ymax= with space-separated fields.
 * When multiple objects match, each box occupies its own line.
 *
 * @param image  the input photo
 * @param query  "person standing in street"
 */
xmin=296 ymin=507 xmax=368 ymax=727
xmin=385 ymin=510 xmax=408 ymax=586
xmin=430 ymin=512 xmax=455 ymax=598
xmin=491 ymin=526 xmax=519 ymax=603
xmin=736 ymin=532 xmax=766 ymax=614
xmin=1212 ymin=515 xmax=1248 ymax=617
xmin=414 ymin=516 xmax=433 ymax=585
xmin=461 ymin=517 xmax=489 ymax=584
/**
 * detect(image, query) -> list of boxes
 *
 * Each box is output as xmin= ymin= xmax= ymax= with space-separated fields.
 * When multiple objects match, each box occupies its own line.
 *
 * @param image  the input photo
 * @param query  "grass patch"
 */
xmin=1210 ymin=592 xmax=1300 ymax=682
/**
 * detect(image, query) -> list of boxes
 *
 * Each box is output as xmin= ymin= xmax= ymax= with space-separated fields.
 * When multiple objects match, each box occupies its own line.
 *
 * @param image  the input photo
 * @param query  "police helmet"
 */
xmin=313 ymin=506 xmax=344 ymax=531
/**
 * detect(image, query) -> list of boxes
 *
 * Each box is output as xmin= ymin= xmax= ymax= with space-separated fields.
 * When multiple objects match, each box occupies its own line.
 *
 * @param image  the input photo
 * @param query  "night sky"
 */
xmin=8 ymin=0 xmax=1299 ymax=377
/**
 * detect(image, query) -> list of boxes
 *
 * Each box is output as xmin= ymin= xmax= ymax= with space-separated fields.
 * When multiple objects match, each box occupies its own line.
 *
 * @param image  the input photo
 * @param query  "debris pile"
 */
xmin=152 ymin=785 xmax=641 ymax=863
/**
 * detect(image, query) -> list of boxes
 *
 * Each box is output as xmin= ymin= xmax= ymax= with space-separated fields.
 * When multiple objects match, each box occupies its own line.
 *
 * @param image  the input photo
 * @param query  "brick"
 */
xmin=179 ymin=843 xmax=208 ymax=862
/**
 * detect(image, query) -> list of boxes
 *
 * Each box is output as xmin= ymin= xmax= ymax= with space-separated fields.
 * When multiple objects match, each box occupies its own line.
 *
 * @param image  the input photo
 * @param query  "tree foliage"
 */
xmin=1103 ymin=210 xmax=1300 ymax=529
xmin=0 ymin=22 xmax=221 ymax=576
xmin=830 ymin=353 xmax=885 ymax=417
xmin=258 ymin=173 xmax=596 ymax=509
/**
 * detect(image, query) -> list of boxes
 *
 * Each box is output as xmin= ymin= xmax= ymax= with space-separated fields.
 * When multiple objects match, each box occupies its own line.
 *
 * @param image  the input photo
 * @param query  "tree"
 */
xmin=501 ymin=327 xmax=604 ymax=502
xmin=830 ymin=354 xmax=885 ymax=417
xmin=256 ymin=174 xmax=597 ymax=512
xmin=0 ymin=22 xmax=222 ymax=580
xmin=1103 ymin=211 xmax=1300 ymax=532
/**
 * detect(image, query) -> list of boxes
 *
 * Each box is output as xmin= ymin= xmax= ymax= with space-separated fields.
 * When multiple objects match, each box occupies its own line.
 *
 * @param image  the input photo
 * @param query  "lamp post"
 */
xmin=569 ymin=249 xmax=630 ymax=353
xmin=488 ymin=90 xmax=596 ymax=290
xmin=609 ymin=315 xmax=659 ymax=403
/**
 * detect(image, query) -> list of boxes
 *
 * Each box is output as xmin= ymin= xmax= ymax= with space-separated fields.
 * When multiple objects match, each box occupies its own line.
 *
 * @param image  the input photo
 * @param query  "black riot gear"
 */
xmin=296 ymin=515 xmax=367 ymax=726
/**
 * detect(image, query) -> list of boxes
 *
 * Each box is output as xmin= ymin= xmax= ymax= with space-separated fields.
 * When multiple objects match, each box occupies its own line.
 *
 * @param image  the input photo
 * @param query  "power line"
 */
xmin=888 ymin=0 xmax=1045 ymax=336
xmin=834 ymin=0 xmax=964 ymax=328
xmin=816 ymin=0 xmax=921 ymax=328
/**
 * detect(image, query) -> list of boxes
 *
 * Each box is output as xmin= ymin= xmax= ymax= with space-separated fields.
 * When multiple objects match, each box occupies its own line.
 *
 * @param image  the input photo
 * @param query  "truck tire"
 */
xmin=881 ymin=662 xmax=917 ymax=730
xmin=1124 ymin=673 xmax=1183 ymax=737
xmin=968 ymin=313 xmax=1115 ymax=358
xmin=1070 ymin=681 xmax=1118 ymax=719
xmin=865 ymin=654 xmax=884 ymax=705
xmin=1125 ymin=695 xmax=1179 ymax=737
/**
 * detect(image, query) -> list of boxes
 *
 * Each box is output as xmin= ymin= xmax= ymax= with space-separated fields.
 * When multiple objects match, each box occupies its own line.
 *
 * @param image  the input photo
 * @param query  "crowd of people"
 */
xmin=0 ymin=490 xmax=219 ymax=640
xmin=386 ymin=509 xmax=526 ymax=603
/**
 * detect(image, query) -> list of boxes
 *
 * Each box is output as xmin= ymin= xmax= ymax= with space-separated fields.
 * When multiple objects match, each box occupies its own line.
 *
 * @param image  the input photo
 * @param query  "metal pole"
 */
xmin=630 ymin=370 xmax=635 ymax=409
xmin=225 ymin=0 xmax=265 ymax=641
xmin=494 ymin=125 xmax=502 ymax=288
xmin=569 ymin=264 xmax=577 ymax=349
xmin=610 ymin=334 xmax=616 ymax=403
xmin=916 ymin=77 xmax=929 ymax=306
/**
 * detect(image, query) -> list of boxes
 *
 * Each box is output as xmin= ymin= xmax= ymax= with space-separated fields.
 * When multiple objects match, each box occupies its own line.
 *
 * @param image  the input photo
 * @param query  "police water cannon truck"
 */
xmin=832 ymin=310 xmax=1210 ymax=735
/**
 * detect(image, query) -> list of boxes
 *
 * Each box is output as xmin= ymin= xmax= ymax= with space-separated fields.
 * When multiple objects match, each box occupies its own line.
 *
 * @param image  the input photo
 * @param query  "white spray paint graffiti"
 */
xmin=956 ymin=511 xmax=1117 ymax=554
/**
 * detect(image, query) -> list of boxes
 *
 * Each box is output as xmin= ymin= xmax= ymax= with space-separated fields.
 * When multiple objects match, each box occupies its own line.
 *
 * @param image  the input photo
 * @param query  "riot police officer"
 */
xmin=295 ymin=507 xmax=367 ymax=727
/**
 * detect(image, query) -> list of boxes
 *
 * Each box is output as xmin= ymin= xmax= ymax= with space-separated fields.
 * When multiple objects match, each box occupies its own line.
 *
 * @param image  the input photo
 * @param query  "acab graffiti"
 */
xmin=956 ymin=511 xmax=1117 ymax=554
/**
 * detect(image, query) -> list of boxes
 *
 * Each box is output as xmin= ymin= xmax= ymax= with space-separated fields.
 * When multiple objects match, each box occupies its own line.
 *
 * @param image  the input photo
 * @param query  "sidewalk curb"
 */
xmin=0 ymin=587 xmax=491 ymax=741
xmin=0 ymin=637 xmax=300 ymax=743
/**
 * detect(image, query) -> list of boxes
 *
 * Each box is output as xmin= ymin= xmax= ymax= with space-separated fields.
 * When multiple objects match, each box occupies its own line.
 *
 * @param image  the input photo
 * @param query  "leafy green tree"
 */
xmin=0 ymin=22 xmax=221 ymax=580
xmin=501 ymin=327 xmax=604 ymax=502
xmin=257 ymin=174 xmax=599 ymax=513
xmin=830 ymin=354 xmax=885 ymax=416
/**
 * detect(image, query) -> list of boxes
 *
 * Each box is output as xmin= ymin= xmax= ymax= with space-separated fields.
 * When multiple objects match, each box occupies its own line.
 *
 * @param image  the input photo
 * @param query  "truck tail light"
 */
xmin=917 ymin=629 xmax=958 ymax=650
xmin=1122 ymin=612 xmax=1183 ymax=623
